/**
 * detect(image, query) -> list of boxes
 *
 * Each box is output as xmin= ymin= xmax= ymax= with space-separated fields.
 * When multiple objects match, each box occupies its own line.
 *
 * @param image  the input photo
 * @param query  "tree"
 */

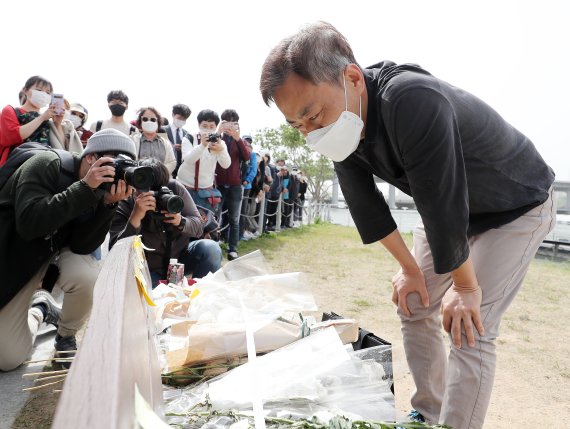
xmin=254 ymin=124 xmax=335 ymax=204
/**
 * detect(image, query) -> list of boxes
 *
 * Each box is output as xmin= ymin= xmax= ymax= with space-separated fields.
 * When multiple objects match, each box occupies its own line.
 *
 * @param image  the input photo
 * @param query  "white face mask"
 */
xmin=142 ymin=120 xmax=158 ymax=132
xmin=173 ymin=118 xmax=186 ymax=129
xmin=305 ymin=76 xmax=363 ymax=162
xmin=29 ymin=89 xmax=52 ymax=109
xmin=69 ymin=115 xmax=83 ymax=129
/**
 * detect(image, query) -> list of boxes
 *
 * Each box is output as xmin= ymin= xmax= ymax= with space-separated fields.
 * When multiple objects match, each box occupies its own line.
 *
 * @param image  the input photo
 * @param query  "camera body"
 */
xmin=207 ymin=133 xmax=221 ymax=143
xmin=152 ymin=186 xmax=184 ymax=219
xmin=102 ymin=155 xmax=154 ymax=191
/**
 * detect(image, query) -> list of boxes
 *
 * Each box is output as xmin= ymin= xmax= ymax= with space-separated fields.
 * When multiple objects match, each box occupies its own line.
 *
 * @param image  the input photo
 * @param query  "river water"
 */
xmin=327 ymin=206 xmax=570 ymax=243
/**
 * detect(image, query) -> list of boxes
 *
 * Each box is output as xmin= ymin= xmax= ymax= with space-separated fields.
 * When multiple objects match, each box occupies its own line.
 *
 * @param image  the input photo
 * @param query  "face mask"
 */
xmin=109 ymin=104 xmax=126 ymax=116
xmin=69 ymin=115 xmax=83 ymax=129
xmin=142 ymin=120 xmax=158 ymax=132
xmin=305 ymin=75 xmax=363 ymax=162
xmin=173 ymin=118 xmax=186 ymax=129
xmin=29 ymin=89 xmax=51 ymax=109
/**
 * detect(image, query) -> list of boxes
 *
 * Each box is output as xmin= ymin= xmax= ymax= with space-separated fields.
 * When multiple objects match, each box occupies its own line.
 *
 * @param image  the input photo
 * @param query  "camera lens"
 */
xmin=163 ymin=195 xmax=184 ymax=214
xmin=126 ymin=166 xmax=154 ymax=191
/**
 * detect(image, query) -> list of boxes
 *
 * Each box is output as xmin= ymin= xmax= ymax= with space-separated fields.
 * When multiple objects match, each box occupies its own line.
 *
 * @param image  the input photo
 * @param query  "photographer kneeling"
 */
xmin=109 ymin=158 xmax=222 ymax=286
xmin=0 ymin=128 xmax=135 ymax=371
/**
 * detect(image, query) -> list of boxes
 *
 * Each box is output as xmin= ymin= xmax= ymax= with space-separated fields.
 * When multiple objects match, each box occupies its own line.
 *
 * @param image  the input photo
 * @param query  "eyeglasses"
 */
xmin=141 ymin=117 xmax=157 ymax=122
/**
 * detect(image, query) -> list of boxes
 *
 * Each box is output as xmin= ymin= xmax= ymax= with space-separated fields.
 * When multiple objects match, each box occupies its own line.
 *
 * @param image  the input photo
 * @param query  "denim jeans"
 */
xmin=219 ymin=185 xmax=243 ymax=253
xmin=149 ymin=239 xmax=222 ymax=287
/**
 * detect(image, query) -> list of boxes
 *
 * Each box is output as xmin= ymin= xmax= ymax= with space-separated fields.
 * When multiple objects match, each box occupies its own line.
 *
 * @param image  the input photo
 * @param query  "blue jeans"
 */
xmin=219 ymin=185 xmax=243 ymax=253
xmin=149 ymin=239 xmax=222 ymax=287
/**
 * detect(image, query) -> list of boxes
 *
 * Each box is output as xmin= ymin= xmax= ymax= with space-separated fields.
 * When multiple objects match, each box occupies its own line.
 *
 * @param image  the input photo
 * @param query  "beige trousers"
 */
xmin=399 ymin=189 xmax=556 ymax=429
xmin=0 ymin=248 xmax=101 ymax=371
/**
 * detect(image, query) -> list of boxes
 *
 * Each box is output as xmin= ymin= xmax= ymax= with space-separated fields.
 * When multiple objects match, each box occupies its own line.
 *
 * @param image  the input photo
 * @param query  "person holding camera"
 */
xmin=109 ymin=158 xmax=222 ymax=287
xmin=0 ymin=128 xmax=136 ymax=371
xmin=216 ymin=109 xmax=251 ymax=260
xmin=176 ymin=109 xmax=230 ymax=215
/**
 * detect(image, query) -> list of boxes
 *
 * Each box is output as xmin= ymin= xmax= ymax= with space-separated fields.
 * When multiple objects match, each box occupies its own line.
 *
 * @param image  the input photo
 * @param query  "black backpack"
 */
xmin=0 ymin=142 xmax=76 ymax=192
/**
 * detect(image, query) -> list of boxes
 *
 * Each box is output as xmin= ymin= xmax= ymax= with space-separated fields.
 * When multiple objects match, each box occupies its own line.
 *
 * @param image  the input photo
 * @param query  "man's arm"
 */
xmin=181 ymin=135 xmax=206 ymax=164
xmin=67 ymin=202 xmax=117 ymax=254
xmin=108 ymin=197 xmax=138 ymax=250
xmin=213 ymin=141 xmax=231 ymax=169
xmin=334 ymin=158 xmax=397 ymax=244
xmin=389 ymin=86 xmax=469 ymax=274
xmin=173 ymin=181 xmax=203 ymax=238
xmin=389 ymin=85 xmax=483 ymax=346
xmin=243 ymin=152 xmax=257 ymax=185
xmin=235 ymin=137 xmax=251 ymax=162
xmin=14 ymin=153 xmax=100 ymax=240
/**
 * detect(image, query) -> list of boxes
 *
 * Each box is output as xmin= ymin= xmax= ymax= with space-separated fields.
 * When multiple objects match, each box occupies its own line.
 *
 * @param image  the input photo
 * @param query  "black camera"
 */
xmin=102 ymin=155 xmax=154 ymax=191
xmin=207 ymin=133 xmax=221 ymax=143
xmin=153 ymin=186 xmax=184 ymax=215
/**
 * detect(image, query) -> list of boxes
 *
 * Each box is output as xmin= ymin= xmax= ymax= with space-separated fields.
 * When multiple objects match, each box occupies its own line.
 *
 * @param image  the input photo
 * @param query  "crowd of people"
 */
xmin=0 ymin=76 xmax=308 ymax=372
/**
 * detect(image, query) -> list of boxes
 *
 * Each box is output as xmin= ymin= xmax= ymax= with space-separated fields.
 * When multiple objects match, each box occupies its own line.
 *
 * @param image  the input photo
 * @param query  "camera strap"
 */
xmin=193 ymin=134 xmax=202 ymax=191
xmin=194 ymin=159 xmax=200 ymax=191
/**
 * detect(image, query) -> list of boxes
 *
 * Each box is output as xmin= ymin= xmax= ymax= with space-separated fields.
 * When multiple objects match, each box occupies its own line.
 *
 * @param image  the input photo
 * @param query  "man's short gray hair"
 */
xmin=260 ymin=21 xmax=358 ymax=106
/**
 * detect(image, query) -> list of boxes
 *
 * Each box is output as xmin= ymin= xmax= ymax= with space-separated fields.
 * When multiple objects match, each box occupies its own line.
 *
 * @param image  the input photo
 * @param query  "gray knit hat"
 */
xmin=82 ymin=128 xmax=137 ymax=159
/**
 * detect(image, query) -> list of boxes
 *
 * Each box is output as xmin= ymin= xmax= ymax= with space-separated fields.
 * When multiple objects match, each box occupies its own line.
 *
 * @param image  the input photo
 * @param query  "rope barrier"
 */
xmin=205 ymin=189 xmax=329 ymax=241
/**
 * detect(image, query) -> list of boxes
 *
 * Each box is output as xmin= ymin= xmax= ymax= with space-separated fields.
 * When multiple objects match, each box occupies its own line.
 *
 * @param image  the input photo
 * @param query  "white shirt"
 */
xmin=176 ymin=134 xmax=231 ymax=189
xmin=168 ymin=123 xmax=184 ymax=145
xmin=89 ymin=119 xmax=133 ymax=136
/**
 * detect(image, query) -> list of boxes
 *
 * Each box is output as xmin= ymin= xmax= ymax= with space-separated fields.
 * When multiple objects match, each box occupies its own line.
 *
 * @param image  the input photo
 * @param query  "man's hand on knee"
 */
xmin=441 ymin=285 xmax=485 ymax=348
xmin=391 ymin=267 xmax=429 ymax=317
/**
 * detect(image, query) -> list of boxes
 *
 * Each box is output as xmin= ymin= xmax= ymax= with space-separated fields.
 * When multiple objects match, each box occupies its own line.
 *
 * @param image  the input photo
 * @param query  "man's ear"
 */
xmin=85 ymin=153 xmax=98 ymax=165
xmin=345 ymin=64 xmax=365 ymax=92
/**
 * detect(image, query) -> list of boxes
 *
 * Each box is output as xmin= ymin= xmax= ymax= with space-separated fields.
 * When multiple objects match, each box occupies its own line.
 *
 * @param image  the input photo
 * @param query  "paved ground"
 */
xmin=0 ymin=324 xmax=57 ymax=429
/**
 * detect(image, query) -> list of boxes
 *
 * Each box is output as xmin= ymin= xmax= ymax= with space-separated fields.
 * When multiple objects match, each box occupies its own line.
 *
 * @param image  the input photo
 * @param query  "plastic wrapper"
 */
xmin=164 ymin=328 xmax=395 ymax=428
xmin=152 ymin=251 xmax=351 ymax=370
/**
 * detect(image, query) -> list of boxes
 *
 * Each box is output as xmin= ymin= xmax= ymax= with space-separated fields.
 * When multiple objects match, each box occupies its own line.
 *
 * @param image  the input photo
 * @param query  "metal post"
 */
xmin=388 ymin=184 xmax=396 ymax=209
xmin=257 ymin=192 xmax=265 ymax=236
xmin=332 ymin=173 xmax=339 ymax=206
xmin=276 ymin=194 xmax=283 ymax=232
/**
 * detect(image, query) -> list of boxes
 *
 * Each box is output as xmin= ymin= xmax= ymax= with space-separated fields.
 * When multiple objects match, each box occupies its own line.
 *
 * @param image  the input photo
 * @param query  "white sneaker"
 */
xmin=243 ymin=231 xmax=255 ymax=239
xmin=227 ymin=251 xmax=238 ymax=261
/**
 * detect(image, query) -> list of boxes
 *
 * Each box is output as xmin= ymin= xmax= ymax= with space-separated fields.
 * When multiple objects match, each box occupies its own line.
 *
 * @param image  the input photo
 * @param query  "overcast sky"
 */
xmin=2 ymin=0 xmax=568 ymax=179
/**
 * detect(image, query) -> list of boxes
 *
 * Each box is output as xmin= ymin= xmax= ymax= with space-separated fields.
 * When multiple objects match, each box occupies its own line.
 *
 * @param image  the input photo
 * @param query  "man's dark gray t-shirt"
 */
xmin=335 ymin=61 xmax=554 ymax=274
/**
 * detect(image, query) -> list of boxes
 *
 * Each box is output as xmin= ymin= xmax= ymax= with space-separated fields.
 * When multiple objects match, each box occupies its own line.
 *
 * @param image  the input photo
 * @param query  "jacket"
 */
xmin=336 ymin=61 xmax=555 ymax=274
xmin=242 ymin=151 xmax=257 ymax=190
xmin=48 ymin=119 xmax=83 ymax=155
xmin=0 ymin=151 xmax=115 ymax=309
xmin=132 ymin=133 xmax=177 ymax=174
xmin=108 ymin=180 xmax=203 ymax=275
xmin=177 ymin=135 xmax=231 ymax=189
xmin=215 ymin=135 xmax=251 ymax=186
